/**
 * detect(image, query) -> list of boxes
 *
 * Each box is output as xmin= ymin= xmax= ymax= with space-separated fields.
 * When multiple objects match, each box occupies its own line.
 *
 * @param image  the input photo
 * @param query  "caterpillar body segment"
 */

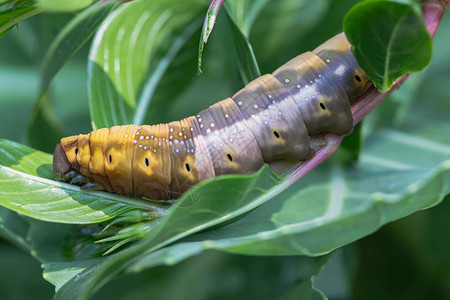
xmin=53 ymin=33 xmax=371 ymax=200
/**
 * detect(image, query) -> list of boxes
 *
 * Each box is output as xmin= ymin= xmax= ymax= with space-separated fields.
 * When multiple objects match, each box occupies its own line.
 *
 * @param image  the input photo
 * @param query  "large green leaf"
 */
xmin=344 ymin=0 xmax=432 ymax=92
xmin=54 ymin=165 xmax=284 ymax=299
xmin=0 ymin=139 xmax=164 ymax=223
xmin=88 ymin=0 xmax=205 ymax=128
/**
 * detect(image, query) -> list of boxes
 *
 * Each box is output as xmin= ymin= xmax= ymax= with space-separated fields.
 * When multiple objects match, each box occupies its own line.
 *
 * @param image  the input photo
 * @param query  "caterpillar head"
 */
xmin=53 ymin=135 xmax=83 ymax=183
xmin=313 ymin=33 xmax=372 ymax=102
xmin=53 ymin=143 xmax=73 ymax=182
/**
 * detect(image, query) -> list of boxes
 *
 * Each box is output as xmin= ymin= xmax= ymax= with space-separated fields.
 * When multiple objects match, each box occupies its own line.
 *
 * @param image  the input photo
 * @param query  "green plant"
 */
xmin=0 ymin=0 xmax=448 ymax=299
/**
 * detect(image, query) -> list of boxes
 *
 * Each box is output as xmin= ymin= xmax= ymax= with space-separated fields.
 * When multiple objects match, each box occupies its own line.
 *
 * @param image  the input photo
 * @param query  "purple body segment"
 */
xmin=232 ymin=74 xmax=311 ymax=162
xmin=272 ymin=52 xmax=353 ymax=135
xmin=196 ymin=98 xmax=265 ymax=175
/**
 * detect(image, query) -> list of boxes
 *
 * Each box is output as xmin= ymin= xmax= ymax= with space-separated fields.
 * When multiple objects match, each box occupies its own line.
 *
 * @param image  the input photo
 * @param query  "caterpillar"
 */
xmin=53 ymin=33 xmax=371 ymax=200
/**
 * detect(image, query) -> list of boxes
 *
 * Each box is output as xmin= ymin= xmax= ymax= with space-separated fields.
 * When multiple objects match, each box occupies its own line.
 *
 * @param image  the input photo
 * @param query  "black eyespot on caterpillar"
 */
xmin=108 ymin=154 xmax=112 ymax=164
xmin=320 ymin=102 xmax=326 ymax=110
xmin=145 ymin=157 xmax=149 ymax=167
xmin=75 ymin=148 xmax=79 ymax=155
xmin=355 ymin=74 xmax=361 ymax=82
xmin=273 ymin=131 xmax=280 ymax=138
xmin=226 ymin=153 xmax=233 ymax=162
xmin=185 ymin=163 xmax=191 ymax=172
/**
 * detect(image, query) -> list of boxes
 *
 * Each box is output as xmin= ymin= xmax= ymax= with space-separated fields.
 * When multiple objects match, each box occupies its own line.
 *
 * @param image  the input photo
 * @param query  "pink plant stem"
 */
xmin=286 ymin=1 xmax=448 ymax=184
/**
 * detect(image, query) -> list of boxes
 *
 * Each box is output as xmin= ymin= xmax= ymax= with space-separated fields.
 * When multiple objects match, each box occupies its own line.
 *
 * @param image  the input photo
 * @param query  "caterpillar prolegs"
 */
xmin=53 ymin=33 xmax=371 ymax=200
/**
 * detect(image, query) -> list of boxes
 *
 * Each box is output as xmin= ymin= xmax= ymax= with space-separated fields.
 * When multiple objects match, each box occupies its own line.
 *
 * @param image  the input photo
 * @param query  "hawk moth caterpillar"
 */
xmin=53 ymin=33 xmax=372 ymax=200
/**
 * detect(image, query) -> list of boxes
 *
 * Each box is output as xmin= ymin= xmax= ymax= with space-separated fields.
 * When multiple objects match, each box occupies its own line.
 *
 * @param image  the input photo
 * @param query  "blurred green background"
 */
xmin=0 ymin=0 xmax=449 ymax=299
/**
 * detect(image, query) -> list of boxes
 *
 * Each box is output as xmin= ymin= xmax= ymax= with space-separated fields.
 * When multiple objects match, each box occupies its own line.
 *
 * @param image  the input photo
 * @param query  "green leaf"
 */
xmin=223 ymin=3 xmax=261 ymax=83
xmin=88 ymin=0 xmax=204 ymax=129
xmin=0 ymin=5 xmax=42 ymax=38
xmin=198 ymin=0 xmax=225 ymax=74
xmin=344 ymin=0 xmax=432 ymax=92
xmin=0 ymin=139 xmax=166 ymax=223
xmin=225 ymin=0 xmax=271 ymax=36
xmin=37 ymin=0 xmax=93 ymax=12
xmin=249 ymin=0 xmax=329 ymax=69
xmin=339 ymin=122 xmax=363 ymax=163
xmin=27 ymin=1 xmax=118 ymax=153
xmin=54 ymin=165 xmax=284 ymax=299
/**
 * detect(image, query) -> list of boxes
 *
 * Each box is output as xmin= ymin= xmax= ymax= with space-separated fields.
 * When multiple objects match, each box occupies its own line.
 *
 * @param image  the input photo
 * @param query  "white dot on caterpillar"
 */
xmin=180 ymin=141 xmax=185 ymax=145
xmin=297 ymin=84 xmax=301 ymax=89
xmin=326 ymin=59 xmax=331 ymax=63
xmin=182 ymin=128 xmax=185 ymax=131
xmin=206 ymin=128 xmax=211 ymax=134
xmin=144 ymin=146 xmax=147 ymax=150
xmin=134 ymin=140 xmax=137 ymax=144
xmin=136 ymin=132 xmax=140 ymax=135
xmin=229 ymin=138 xmax=233 ymax=142
xmin=220 ymin=143 xmax=223 ymax=147
xmin=190 ymin=127 xmax=194 ymax=132
xmin=264 ymin=120 xmax=268 ymax=124
xmin=253 ymin=104 xmax=258 ymax=109
xmin=122 ymin=142 xmax=125 ymax=144
xmin=268 ymin=94 xmax=272 ymax=99
xmin=124 ymin=134 xmax=128 ymax=138
xmin=169 ymin=135 xmax=173 ymax=139
xmin=305 ymin=97 xmax=309 ymax=101
xmin=210 ymin=123 xmax=214 ymax=127
xmin=139 ymin=136 xmax=144 ymax=140
xmin=175 ymin=149 xmax=180 ymax=154
xmin=305 ymin=84 xmax=309 ymax=88
xmin=200 ymin=124 xmax=204 ymax=128
xmin=146 ymin=136 xmax=149 ymax=140
xmin=309 ymin=80 xmax=313 ymax=84
xmin=225 ymin=113 xmax=229 ymax=118
xmin=178 ymin=132 xmax=182 ymax=137
xmin=284 ymin=78 xmax=290 ymax=83
xmin=138 ymin=126 xmax=141 ymax=129
xmin=213 ymin=144 xmax=216 ymax=148
xmin=272 ymin=100 xmax=276 ymax=104
xmin=237 ymin=101 xmax=242 ymax=106
xmin=169 ymin=141 xmax=173 ymax=146
xmin=151 ymin=135 xmax=154 ymax=139
xmin=138 ymin=144 xmax=142 ymax=148
xmin=154 ymin=138 xmax=157 ymax=141
xmin=198 ymin=118 xmax=202 ymax=122
xmin=169 ymin=128 xmax=173 ymax=132
xmin=158 ymin=142 xmax=161 ymax=147
xmin=154 ymin=149 xmax=157 ymax=153
xmin=197 ymin=114 xmax=200 ymax=118
xmin=318 ymin=74 xmax=322 ymax=78
xmin=214 ymin=131 xmax=219 ymax=136
xmin=174 ymin=140 xmax=179 ymax=144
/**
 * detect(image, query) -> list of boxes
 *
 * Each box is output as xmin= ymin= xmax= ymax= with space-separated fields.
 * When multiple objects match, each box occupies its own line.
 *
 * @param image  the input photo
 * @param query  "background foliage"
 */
xmin=0 ymin=0 xmax=449 ymax=299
